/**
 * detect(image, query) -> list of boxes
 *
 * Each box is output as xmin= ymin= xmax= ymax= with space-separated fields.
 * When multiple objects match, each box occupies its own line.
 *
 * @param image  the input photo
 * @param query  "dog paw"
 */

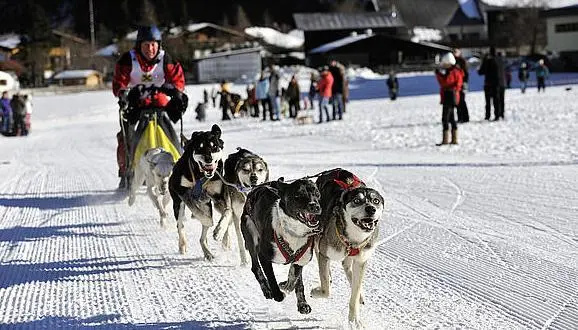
xmin=272 ymin=291 xmax=285 ymax=302
xmin=310 ymin=287 xmax=329 ymax=298
xmin=297 ymin=302 xmax=312 ymax=314
xmin=348 ymin=318 xmax=365 ymax=330
xmin=203 ymin=251 xmax=215 ymax=262
xmin=128 ymin=195 xmax=135 ymax=206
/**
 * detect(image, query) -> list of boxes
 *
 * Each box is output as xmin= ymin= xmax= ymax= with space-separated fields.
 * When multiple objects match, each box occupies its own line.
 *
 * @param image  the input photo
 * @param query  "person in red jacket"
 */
xmin=113 ymin=25 xmax=188 ymax=189
xmin=316 ymin=66 xmax=334 ymax=123
xmin=435 ymin=52 xmax=463 ymax=145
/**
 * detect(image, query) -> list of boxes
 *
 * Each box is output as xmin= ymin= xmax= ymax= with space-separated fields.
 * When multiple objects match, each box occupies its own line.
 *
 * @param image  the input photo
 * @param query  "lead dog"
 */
xmin=241 ymin=178 xmax=322 ymax=314
xmin=169 ymin=124 xmax=227 ymax=260
xmin=212 ymin=148 xmax=269 ymax=265
xmin=309 ymin=168 xmax=385 ymax=326
xmin=128 ymin=147 xmax=174 ymax=227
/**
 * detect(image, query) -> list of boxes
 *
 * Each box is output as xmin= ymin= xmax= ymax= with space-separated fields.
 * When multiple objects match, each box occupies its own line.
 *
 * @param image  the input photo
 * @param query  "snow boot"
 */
xmin=451 ymin=128 xmax=458 ymax=145
xmin=437 ymin=129 xmax=450 ymax=146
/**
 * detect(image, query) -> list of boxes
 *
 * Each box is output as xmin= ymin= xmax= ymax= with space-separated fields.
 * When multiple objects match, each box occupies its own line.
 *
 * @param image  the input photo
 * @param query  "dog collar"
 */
xmin=273 ymin=231 xmax=314 ymax=265
xmin=335 ymin=221 xmax=372 ymax=257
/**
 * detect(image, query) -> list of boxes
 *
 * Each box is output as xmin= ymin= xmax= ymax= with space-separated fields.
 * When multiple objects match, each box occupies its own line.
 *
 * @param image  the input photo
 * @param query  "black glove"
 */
xmin=127 ymin=86 xmax=143 ymax=107
xmin=160 ymin=83 xmax=177 ymax=97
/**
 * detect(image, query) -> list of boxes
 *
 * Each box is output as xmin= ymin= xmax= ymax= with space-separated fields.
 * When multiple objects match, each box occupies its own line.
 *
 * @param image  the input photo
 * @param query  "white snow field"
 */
xmin=0 ymin=83 xmax=577 ymax=329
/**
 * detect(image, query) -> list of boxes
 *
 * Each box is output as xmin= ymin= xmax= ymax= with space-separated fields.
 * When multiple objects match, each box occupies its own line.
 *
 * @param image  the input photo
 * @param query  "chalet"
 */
xmin=51 ymin=69 xmax=103 ymax=87
xmin=542 ymin=4 xmax=578 ymax=70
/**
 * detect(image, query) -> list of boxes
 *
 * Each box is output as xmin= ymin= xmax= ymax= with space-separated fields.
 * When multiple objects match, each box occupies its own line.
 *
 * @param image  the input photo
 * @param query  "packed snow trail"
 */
xmin=0 ymin=85 xmax=576 ymax=329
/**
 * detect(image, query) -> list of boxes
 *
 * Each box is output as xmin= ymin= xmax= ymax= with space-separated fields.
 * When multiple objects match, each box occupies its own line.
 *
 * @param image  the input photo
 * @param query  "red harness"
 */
xmin=333 ymin=170 xmax=364 ymax=190
xmin=273 ymin=231 xmax=314 ymax=265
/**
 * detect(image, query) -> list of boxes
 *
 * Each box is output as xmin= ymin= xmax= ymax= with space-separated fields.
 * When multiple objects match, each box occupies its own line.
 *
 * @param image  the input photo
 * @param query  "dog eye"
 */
xmin=354 ymin=198 xmax=362 ymax=204
xmin=372 ymin=198 xmax=381 ymax=204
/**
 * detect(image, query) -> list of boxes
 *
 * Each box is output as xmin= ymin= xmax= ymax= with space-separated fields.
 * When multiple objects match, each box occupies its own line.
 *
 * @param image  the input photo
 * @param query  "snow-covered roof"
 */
xmin=0 ymin=34 xmax=21 ymax=50
xmin=411 ymin=27 xmax=443 ymax=43
xmin=309 ymin=33 xmax=373 ymax=54
xmin=244 ymin=27 xmax=304 ymax=50
xmin=53 ymin=70 xmax=101 ymax=79
xmin=94 ymin=44 xmax=118 ymax=57
xmin=458 ymin=0 xmax=482 ymax=19
xmin=482 ymin=0 xmax=578 ymax=8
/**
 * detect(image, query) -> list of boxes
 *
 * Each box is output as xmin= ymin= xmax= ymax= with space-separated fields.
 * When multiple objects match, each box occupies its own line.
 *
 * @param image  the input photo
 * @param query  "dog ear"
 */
xmin=263 ymin=160 xmax=270 ymax=182
xmin=211 ymin=124 xmax=222 ymax=138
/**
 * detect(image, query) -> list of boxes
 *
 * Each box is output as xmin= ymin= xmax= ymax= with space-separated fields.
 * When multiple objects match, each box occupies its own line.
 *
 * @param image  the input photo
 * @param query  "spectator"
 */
xmin=535 ymin=59 xmax=550 ymax=92
xmin=268 ymin=65 xmax=280 ymax=120
xmin=285 ymin=75 xmax=301 ymax=118
xmin=308 ymin=72 xmax=317 ymax=110
xmin=453 ymin=48 xmax=470 ymax=123
xmin=256 ymin=72 xmax=272 ymax=121
xmin=386 ymin=70 xmax=399 ymax=101
xmin=478 ymin=46 xmax=506 ymax=121
xmin=1 ymin=91 xmax=13 ymax=135
xmin=518 ymin=62 xmax=530 ymax=94
xmin=435 ymin=52 xmax=463 ymax=145
xmin=328 ymin=60 xmax=345 ymax=120
xmin=10 ymin=94 xmax=26 ymax=136
xmin=219 ymin=80 xmax=232 ymax=120
xmin=316 ymin=66 xmax=334 ymax=123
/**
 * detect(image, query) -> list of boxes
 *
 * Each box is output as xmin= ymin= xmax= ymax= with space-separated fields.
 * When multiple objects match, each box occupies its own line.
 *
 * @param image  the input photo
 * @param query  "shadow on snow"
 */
xmin=0 ymin=189 xmax=127 ymax=210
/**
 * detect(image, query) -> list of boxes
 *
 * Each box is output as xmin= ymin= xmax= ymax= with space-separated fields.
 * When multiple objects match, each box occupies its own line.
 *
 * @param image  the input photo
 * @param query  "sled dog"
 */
xmin=212 ymin=148 xmax=269 ymax=265
xmin=241 ymin=178 xmax=322 ymax=314
xmin=310 ymin=168 xmax=385 ymax=326
xmin=128 ymin=147 xmax=174 ymax=227
xmin=169 ymin=124 xmax=227 ymax=260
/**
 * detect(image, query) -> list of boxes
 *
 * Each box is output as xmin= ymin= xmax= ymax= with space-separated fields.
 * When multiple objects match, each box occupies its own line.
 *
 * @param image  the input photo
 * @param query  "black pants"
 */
xmin=442 ymin=105 xmax=457 ymax=131
xmin=498 ymin=87 xmax=505 ymax=119
xmin=484 ymin=86 xmax=501 ymax=120
xmin=457 ymin=91 xmax=469 ymax=123
xmin=537 ymin=77 xmax=546 ymax=92
xmin=288 ymin=99 xmax=300 ymax=118
xmin=261 ymin=98 xmax=273 ymax=120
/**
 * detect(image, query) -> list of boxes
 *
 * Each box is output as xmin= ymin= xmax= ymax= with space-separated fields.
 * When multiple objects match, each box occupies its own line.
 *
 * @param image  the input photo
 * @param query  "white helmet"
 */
xmin=440 ymin=52 xmax=456 ymax=67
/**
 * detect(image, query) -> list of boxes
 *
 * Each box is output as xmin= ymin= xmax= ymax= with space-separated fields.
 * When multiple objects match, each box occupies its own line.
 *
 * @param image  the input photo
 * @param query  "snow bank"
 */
xmin=244 ymin=27 xmax=304 ymax=50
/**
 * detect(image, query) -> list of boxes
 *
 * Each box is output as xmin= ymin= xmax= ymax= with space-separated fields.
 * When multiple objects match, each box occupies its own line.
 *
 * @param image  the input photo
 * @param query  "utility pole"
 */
xmin=89 ymin=0 xmax=96 ymax=57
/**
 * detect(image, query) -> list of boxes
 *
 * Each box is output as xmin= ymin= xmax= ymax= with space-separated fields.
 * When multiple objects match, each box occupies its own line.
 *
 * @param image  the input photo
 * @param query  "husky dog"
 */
xmin=212 ymin=148 xmax=269 ymax=265
xmin=169 ymin=124 xmax=226 ymax=260
xmin=241 ymin=178 xmax=322 ymax=314
xmin=309 ymin=168 xmax=385 ymax=326
xmin=128 ymin=147 xmax=174 ymax=227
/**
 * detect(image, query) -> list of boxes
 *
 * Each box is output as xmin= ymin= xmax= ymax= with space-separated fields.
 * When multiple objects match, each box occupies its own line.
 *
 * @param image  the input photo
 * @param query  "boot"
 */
xmin=438 ymin=129 xmax=450 ymax=145
xmin=451 ymin=128 xmax=458 ymax=145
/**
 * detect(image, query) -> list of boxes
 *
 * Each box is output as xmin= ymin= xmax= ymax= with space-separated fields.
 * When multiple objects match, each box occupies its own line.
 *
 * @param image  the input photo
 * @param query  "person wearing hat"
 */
xmin=535 ymin=59 xmax=550 ymax=93
xmin=112 ymin=25 xmax=188 ymax=189
xmin=435 ymin=52 xmax=464 ymax=145
xmin=478 ymin=46 xmax=506 ymax=120
xmin=518 ymin=62 xmax=530 ymax=94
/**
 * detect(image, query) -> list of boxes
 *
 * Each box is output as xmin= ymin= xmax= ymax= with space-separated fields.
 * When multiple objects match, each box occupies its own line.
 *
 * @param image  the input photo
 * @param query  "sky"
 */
xmin=0 ymin=70 xmax=576 ymax=329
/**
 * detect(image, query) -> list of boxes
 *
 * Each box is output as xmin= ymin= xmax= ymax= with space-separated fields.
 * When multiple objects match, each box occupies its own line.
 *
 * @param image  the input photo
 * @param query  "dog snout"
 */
xmin=249 ymin=174 xmax=258 ymax=185
xmin=308 ymin=202 xmax=321 ymax=215
xmin=365 ymin=205 xmax=376 ymax=216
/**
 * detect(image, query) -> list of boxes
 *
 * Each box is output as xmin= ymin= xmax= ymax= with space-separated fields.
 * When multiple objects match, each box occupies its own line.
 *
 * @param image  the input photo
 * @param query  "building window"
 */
xmin=555 ymin=22 xmax=578 ymax=33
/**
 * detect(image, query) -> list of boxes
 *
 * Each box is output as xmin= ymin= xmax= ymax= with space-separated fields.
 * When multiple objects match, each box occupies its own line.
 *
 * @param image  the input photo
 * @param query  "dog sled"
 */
xmin=118 ymin=85 xmax=184 ymax=189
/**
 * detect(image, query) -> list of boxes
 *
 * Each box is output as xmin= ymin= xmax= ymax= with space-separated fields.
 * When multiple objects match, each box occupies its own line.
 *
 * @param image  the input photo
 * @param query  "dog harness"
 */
xmin=186 ymin=158 xmax=210 ymax=200
xmin=335 ymin=219 xmax=373 ymax=257
xmin=332 ymin=170 xmax=364 ymax=190
xmin=273 ymin=231 xmax=314 ymax=265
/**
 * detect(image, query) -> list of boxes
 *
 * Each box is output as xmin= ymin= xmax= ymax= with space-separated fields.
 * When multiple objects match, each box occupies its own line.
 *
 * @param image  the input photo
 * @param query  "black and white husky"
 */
xmin=128 ymin=147 xmax=174 ymax=227
xmin=168 ymin=124 xmax=226 ymax=260
xmin=310 ymin=168 xmax=385 ymax=327
xmin=241 ymin=178 xmax=322 ymax=314
xmin=212 ymin=148 xmax=269 ymax=265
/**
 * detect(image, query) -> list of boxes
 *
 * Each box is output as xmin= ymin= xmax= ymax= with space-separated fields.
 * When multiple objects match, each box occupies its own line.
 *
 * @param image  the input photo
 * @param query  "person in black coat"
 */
xmin=478 ymin=46 xmax=506 ymax=121
xmin=386 ymin=71 xmax=399 ymax=101
xmin=453 ymin=48 xmax=470 ymax=123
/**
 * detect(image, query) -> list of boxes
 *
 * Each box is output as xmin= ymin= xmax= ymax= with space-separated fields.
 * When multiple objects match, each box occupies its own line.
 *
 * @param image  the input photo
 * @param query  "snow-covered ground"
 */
xmin=0 ymin=83 xmax=577 ymax=329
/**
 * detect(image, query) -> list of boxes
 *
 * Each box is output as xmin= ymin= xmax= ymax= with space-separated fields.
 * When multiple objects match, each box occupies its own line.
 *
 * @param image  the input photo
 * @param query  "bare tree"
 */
xmin=510 ymin=0 xmax=547 ymax=55
xmin=138 ymin=0 xmax=158 ymax=25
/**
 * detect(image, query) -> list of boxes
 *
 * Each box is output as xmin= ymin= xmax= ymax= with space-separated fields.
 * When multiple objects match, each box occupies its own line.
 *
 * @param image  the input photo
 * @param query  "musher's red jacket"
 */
xmin=112 ymin=49 xmax=185 ymax=107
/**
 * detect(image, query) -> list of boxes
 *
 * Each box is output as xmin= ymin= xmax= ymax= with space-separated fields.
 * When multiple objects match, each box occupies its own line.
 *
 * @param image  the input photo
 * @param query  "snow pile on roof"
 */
xmin=481 ymin=0 xmax=578 ymax=7
xmin=244 ymin=27 xmax=304 ymax=50
xmin=95 ymin=44 xmax=118 ymax=57
xmin=411 ymin=27 xmax=443 ymax=43
xmin=53 ymin=70 xmax=101 ymax=79
xmin=0 ymin=34 xmax=21 ymax=49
